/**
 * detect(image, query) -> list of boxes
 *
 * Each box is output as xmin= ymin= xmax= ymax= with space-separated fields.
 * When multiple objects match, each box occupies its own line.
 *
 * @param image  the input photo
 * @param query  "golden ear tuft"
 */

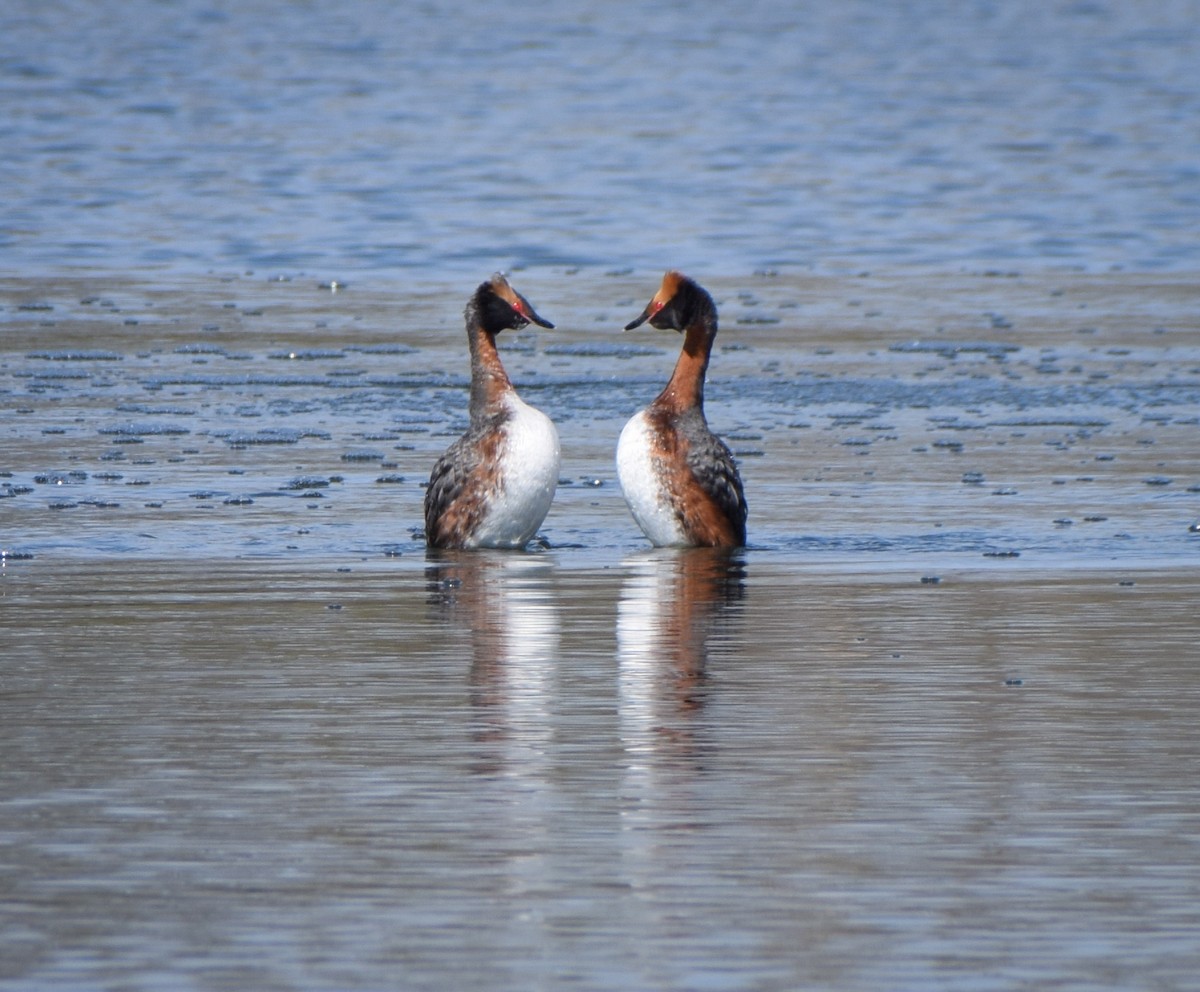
xmin=489 ymin=272 xmax=520 ymax=306
xmin=659 ymin=270 xmax=685 ymax=300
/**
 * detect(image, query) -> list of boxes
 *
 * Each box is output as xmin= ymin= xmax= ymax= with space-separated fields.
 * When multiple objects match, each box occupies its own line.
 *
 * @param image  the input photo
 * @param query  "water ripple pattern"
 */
xmin=2 ymin=0 xmax=1198 ymax=277
xmin=2 ymin=272 xmax=1197 ymax=565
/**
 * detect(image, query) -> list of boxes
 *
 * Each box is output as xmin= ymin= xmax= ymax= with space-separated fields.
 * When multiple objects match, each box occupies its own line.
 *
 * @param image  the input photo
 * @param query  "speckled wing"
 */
xmin=423 ymin=429 xmax=490 ymax=547
xmin=686 ymin=429 xmax=748 ymax=544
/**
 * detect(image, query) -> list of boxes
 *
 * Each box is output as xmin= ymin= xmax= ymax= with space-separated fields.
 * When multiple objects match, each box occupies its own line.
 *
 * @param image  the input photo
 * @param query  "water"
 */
xmin=3 ymin=271 xmax=1197 ymax=565
xmin=2 ymin=557 xmax=1199 ymax=990
xmin=3 ymin=270 xmax=1199 ymax=990
xmin=2 ymin=0 xmax=1199 ymax=278
xmin=4 ymin=1 xmax=1200 ymax=989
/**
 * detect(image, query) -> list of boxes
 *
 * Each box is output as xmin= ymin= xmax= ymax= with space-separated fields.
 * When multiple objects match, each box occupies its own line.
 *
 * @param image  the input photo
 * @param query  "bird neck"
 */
xmin=467 ymin=316 xmax=513 ymax=419
xmin=656 ymin=315 xmax=714 ymax=413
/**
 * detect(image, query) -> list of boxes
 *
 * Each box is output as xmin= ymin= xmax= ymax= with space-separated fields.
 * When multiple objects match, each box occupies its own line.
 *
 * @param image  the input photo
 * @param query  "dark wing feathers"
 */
xmin=686 ymin=430 xmax=748 ymax=544
xmin=424 ymin=424 xmax=502 ymax=547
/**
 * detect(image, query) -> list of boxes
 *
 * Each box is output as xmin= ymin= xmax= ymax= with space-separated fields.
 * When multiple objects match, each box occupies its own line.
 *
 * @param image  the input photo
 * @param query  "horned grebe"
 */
xmin=616 ymin=271 xmax=747 ymax=548
xmin=424 ymin=274 xmax=560 ymax=550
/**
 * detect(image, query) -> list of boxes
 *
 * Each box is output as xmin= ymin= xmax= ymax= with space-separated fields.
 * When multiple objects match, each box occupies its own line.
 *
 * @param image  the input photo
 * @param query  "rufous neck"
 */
xmin=468 ymin=325 xmax=513 ymax=418
xmin=656 ymin=319 xmax=713 ymax=412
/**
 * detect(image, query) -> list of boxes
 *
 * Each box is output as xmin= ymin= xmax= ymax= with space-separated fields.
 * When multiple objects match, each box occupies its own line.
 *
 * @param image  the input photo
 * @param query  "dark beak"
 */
xmin=624 ymin=306 xmax=651 ymax=331
xmin=516 ymin=291 xmax=554 ymax=329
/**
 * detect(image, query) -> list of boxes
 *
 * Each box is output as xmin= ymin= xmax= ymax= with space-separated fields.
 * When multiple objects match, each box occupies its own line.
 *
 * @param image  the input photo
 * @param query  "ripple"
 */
xmin=282 ymin=476 xmax=333 ymax=490
xmin=346 ymin=344 xmax=418 ymax=356
xmin=115 ymin=404 xmax=198 ymax=416
xmin=27 ymin=349 xmax=123 ymax=361
xmin=174 ymin=344 xmax=229 ymax=355
xmin=33 ymin=471 xmax=89 ymax=485
xmin=542 ymin=342 xmax=665 ymax=358
xmin=889 ymin=341 xmax=1020 ymax=359
xmin=213 ymin=427 xmax=331 ymax=445
xmin=267 ymin=349 xmax=346 ymax=361
xmin=99 ymin=422 xmax=192 ymax=436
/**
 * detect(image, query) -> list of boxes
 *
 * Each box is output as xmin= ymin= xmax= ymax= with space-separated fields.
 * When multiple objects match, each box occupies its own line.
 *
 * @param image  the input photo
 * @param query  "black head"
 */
xmin=474 ymin=273 xmax=554 ymax=335
xmin=624 ymin=270 xmax=714 ymax=333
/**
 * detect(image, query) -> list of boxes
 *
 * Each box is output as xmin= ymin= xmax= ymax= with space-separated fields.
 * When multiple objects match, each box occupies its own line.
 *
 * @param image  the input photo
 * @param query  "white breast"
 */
xmin=616 ymin=411 xmax=688 ymax=547
xmin=473 ymin=394 xmax=560 ymax=549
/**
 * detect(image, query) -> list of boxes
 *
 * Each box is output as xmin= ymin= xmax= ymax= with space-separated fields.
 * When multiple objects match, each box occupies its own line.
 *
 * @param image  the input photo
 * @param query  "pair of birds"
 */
xmin=424 ymin=271 xmax=748 ymax=551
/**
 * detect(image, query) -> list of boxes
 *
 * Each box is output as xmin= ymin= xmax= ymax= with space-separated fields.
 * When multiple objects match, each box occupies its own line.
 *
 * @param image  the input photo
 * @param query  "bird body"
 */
xmin=424 ymin=275 xmax=559 ymax=550
xmin=617 ymin=271 xmax=747 ymax=548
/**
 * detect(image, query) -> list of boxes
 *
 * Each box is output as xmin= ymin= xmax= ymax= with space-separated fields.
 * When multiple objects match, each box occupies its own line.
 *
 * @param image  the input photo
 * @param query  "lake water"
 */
xmin=3 ymin=1 xmax=1200 ymax=990
xmin=3 ymin=0 xmax=1199 ymax=279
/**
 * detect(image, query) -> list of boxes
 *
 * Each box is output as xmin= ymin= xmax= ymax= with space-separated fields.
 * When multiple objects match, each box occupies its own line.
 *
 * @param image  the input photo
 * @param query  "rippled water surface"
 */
xmin=3 ymin=271 xmax=1199 ymax=990
xmin=3 ymin=0 xmax=1199 ymax=277
xmin=3 ymin=271 xmax=1198 ymax=566
xmin=4 ymin=1 xmax=1200 ymax=989
xmin=3 ymin=554 xmax=1199 ymax=990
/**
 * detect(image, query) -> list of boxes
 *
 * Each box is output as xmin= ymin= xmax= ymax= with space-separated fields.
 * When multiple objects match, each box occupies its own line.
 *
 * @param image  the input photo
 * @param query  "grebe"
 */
xmin=424 ymin=274 xmax=560 ymax=550
xmin=616 ymin=271 xmax=747 ymax=548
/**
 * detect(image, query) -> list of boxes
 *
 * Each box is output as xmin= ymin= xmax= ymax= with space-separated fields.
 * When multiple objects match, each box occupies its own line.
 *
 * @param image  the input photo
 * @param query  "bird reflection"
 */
xmin=425 ymin=550 xmax=560 ymax=772
xmin=617 ymin=548 xmax=745 ymax=766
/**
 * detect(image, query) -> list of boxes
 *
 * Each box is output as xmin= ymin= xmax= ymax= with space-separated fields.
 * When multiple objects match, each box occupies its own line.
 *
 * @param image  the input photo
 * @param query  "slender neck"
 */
xmin=467 ymin=306 xmax=513 ymax=420
xmin=655 ymin=311 xmax=715 ymax=414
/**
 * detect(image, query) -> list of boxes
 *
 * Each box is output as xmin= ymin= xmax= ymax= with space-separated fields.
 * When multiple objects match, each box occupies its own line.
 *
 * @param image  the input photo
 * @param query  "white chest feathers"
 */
xmin=616 ymin=410 xmax=689 ymax=548
xmin=473 ymin=394 xmax=560 ymax=549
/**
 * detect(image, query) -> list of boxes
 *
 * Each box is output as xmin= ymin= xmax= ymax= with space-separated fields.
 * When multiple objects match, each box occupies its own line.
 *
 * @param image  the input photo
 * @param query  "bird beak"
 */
xmin=515 ymin=293 xmax=554 ymax=329
xmin=624 ymin=296 xmax=665 ymax=331
xmin=623 ymin=307 xmax=651 ymax=331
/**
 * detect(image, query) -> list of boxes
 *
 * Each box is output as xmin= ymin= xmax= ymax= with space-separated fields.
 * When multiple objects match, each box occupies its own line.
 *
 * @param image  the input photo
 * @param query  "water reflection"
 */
xmin=617 ymin=549 xmax=746 ymax=765
xmin=425 ymin=551 xmax=561 ymax=773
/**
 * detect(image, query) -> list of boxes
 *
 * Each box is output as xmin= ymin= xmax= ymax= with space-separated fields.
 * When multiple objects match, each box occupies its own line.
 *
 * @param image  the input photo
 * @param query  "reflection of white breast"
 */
xmin=617 ymin=411 xmax=687 ymax=547
xmin=616 ymin=555 xmax=667 ymax=760
xmin=476 ymin=394 xmax=560 ymax=549
xmin=494 ymin=556 xmax=559 ymax=717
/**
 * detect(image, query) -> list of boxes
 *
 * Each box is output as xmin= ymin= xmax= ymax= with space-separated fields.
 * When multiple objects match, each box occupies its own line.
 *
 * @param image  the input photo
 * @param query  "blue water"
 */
xmin=4 ymin=5 xmax=1200 ymax=991
xmin=2 ymin=556 xmax=1199 ymax=992
xmin=3 ymin=0 xmax=1199 ymax=280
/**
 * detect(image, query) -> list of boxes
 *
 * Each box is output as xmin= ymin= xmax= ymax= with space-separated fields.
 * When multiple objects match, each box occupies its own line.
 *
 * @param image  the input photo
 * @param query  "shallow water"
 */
xmin=2 ymin=557 xmax=1199 ymax=990
xmin=3 ymin=271 xmax=1199 ymax=990
xmin=4 ymin=1 xmax=1200 ymax=988
xmin=2 ymin=270 xmax=1198 ymax=566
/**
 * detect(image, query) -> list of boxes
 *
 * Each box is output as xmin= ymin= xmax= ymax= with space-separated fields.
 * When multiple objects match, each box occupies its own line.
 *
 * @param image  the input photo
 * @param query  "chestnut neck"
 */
xmin=654 ymin=306 xmax=717 ymax=415
xmin=466 ymin=301 xmax=514 ymax=420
